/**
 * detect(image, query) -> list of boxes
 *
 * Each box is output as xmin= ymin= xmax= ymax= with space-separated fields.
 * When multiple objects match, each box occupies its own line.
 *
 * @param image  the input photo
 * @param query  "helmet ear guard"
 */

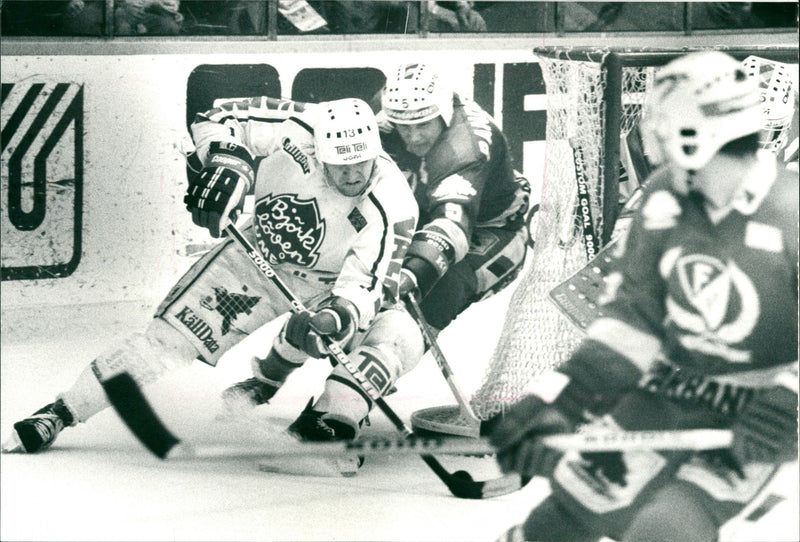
xmin=640 ymin=51 xmax=763 ymax=171
xmin=314 ymin=98 xmax=381 ymax=165
xmin=382 ymin=63 xmax=454 ymax=126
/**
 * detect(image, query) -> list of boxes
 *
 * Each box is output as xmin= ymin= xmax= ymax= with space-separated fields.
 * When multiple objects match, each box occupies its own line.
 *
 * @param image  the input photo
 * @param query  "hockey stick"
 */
xmin=102 ymin=374 xmax=496 ymax=459
xmin=102 ymin=372 xmax=734 ymax=459
xmin=404 ymin=291 xmax=482 ymax=438
xmin=223 ymin=223 xmax=524 ymax=499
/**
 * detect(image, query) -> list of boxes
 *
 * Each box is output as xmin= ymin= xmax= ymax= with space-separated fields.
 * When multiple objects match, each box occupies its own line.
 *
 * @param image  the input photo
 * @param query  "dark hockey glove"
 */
xmin=184 ymin=141 xmax=255 ymax=238
xmin=486 ymin=395 xmax=576 ymax=479
xmin=732 ymin=385 xmax=798 ymax=464
xmin=284 ymin=297 xmax=358 ymax=359
xmin=398 ymin=227 xmax=457 ymax=300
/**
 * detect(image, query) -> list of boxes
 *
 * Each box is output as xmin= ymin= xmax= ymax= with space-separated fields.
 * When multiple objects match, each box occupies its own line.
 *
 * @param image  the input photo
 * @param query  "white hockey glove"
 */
xmin=184 ymin=142 xmax=255 ymax=238
xmin=284 ymin=297 xmax=358 ymax=359
xmin=397 ymin=268 xmax=421 ymax=302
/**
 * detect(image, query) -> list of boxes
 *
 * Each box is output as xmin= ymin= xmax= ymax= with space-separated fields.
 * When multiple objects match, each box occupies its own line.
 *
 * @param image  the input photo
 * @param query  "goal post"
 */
xmin=469 ymin=45 xmax=799 ymax=421
xmin=412 ymin=45 xmax=798 ymax=433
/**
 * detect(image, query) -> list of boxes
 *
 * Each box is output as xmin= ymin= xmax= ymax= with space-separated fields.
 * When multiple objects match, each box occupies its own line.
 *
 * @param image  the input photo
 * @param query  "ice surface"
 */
xmin=2 ymin=284 xmax=798 ymax=541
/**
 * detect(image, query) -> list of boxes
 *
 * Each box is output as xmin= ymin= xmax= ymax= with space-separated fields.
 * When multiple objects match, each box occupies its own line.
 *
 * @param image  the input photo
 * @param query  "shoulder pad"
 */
xmin=369 ymin=154 xmax=419 ymax=216
xmin=424 ymin=105 xmax=489 ymax=179
xmin=640 ymin=189 xmax=682 ymax=231
xmin=772 ymin=162 xmax=800 ymax=202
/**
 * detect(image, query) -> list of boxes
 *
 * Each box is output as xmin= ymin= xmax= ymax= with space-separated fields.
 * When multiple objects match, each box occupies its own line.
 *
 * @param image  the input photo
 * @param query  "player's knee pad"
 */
xmin=90 ymin=319 xmax=198 ymax=385
xmin=314 ymin=342 xmax=410 ymax=437
xmin=622 ymin=483 xmax=719 ymax=542
xmin=358 ymin=308 xmax=424 ymax=377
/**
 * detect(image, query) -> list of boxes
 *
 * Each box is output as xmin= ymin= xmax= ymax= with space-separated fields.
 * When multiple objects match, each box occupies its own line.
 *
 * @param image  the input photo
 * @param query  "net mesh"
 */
xmin=414 ymin=48 xmax=796 ymax=430
xmin=470 ymin=54 xmax=656 ymax=421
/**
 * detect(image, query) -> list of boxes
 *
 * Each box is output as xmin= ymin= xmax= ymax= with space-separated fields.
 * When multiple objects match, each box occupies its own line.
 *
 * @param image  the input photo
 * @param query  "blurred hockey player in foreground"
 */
xmin=487 ymin=51 xmax=798 ymax=542
xmin=379 ymin=62 xmax=531 ymax=333
xmin=4 ymin=98 xmax=421 ymax=471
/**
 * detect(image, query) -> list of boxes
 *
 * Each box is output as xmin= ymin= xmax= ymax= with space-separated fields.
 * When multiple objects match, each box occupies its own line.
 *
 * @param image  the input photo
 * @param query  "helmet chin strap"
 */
xmin=350 ymin=161 xmax=377 ymax=198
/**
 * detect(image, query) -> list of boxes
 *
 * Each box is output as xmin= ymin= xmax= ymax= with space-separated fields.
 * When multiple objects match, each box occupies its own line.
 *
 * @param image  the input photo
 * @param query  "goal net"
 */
xmin=465 ymin=46 xmax=799 ymax=423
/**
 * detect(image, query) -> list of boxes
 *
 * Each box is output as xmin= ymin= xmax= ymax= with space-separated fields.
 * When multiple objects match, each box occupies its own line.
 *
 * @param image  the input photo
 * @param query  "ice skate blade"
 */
xmin=1 ymin=431 xmax=25 ymax=453
xmin=258 ymin=454 xmax=361 ymax=477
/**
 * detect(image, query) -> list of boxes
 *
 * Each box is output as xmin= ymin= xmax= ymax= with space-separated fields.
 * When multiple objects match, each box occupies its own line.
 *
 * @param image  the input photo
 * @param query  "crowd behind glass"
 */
xmin=1 ymin=1 xmax=796 ymax=37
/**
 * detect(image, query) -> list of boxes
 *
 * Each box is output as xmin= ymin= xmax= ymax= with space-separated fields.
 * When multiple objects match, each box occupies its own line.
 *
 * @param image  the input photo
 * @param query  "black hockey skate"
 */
xmin=288 ymin=398 xmax=358 ymax=442
xmin=2 ymin=399 xmax=74 ymax=453
xmin=258 ymin=398 xmax=364 ymax=477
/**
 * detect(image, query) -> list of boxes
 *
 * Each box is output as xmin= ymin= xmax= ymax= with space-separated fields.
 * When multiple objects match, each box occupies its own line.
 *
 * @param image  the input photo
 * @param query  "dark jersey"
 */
xmin=381 ymin=95 xmax=529 ymax=248
xmin=584 ymin=153 xmax=798 ymax=390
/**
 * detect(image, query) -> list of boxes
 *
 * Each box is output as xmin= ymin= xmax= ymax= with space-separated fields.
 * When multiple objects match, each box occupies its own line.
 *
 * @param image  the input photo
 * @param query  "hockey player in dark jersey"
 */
xmin=3 ymin=98 xmax=421 ymax=470
xmin=379 ymin=62 xmax=531 ymax=331
xmin=487 ymin=51 xmax=798 ymax=542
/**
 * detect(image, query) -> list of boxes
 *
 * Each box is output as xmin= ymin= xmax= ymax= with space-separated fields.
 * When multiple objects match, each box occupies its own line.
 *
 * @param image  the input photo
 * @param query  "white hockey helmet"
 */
xmin=382 ymin=63 xmax=455 ymax=126
xmin=314 ymin=98 xmax=381 ymax=165
xmin=641 ymin=51 xmax=763 ymax=171
xmin=742 ymin=55 xmax=797 ymax=153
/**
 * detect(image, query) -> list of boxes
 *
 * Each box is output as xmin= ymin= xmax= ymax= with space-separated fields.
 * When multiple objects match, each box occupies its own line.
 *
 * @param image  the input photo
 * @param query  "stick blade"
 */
xmin=102 ymin=372 xmax=180 ymax=459
xmin=410 ymin=406 xmax=481 ymax=439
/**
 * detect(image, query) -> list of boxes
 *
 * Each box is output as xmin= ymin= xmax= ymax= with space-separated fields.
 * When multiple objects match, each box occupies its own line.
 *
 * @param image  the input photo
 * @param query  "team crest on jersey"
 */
xmin=200 ymin=286 xmax=261 ymax=335
xmin=347 ymin=207 xmax=367 ymax=232
xmin=254 ymin=194 xmax=326 ymax=267
xmin=430 ymin=174 xmax=477 ymax=202
xmin=663 ymin=249 xmax=759 ymax=362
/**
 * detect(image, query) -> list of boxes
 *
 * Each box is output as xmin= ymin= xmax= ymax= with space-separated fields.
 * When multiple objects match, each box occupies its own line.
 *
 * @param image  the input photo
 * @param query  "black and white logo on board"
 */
xmin=1 ymin=82 xmax=84 ymax=281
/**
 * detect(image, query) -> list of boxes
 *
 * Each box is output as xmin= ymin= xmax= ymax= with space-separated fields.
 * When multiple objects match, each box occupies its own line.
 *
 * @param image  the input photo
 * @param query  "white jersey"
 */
xmin=190 ymin=98 xmax=418 ymax=328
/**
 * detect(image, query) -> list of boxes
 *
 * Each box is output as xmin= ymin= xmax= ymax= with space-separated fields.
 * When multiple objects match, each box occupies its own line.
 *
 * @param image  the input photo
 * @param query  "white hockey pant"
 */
xmin=311 ymin=306 xmax=425 ymax=436
xmin=58 ymin=318 xmax=198 ymax=424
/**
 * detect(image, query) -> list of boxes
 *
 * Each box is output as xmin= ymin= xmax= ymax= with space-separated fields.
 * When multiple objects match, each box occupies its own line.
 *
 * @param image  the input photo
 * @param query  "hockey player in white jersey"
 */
xmin=3 ymin=98 xmax=422 ymax=459
xmin=487 ymin=51 xmax=798 ymax=542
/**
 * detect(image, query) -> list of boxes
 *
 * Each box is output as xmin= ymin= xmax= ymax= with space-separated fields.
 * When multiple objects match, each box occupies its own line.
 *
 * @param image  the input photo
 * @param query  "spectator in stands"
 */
xmin=114 ymin=0 xmax=184 ymax=35
xmin=279 ymin=1 xmax=418 ymax=34
xmin=1 ymin=0 xmax=95 ymax=35
xmin=276 ymin=0 xmax=329 ymax=34
xmin=427 ymin=1 xmax=486 ymax=32
xmin=694 ymin=2 xmax=797 ymax=29
xmin=560 ymin=2 xmax=797 ymax=32
xmin=180 ymin=0 xmax=264 ymax=35
xmin=59 ymin=0 xmax=183 ymax=35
